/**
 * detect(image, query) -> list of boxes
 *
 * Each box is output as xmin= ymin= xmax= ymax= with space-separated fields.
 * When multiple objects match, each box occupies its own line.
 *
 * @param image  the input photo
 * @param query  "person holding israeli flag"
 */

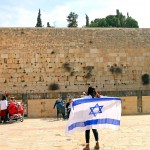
xmin=82 ymin=87 xmax=100 ymax=150
xmin=66 ymin=86 xmax=122 ymax=150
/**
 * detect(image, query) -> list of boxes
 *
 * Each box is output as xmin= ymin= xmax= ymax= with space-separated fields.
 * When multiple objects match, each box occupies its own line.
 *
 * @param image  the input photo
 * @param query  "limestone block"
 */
xmin=74 ymin=58 xmax=79 ymax=62
xmin=15 ymin=54 xmax=20 ymax=58
xmin=25 ymin=68 xmax=33 ymax=73
xmin=70 ymin=58 xmax=75 ymax=62
xmin=96 ymin=58 xmax=100 ymax=62
xmin=31 ymin=58 xmax=36 ymax=63
xmin=12 ymin=77 xmax=18 ymax=82
xmin=90 ymin=49 xmax=97 ymax=53
xmin=0 ymin=78 xmax=5 ymax=82
xmin=85 ymin=63 xmax=94 ymax=67
xmin=142 ymin=96 xmax=150 ymax=113
xmin=77 ymin=76 xmax=83 ymax=81
xmin=119 ymin=53 xmax=126 ymax=57
xmin=99 ymin=57 xmax=104 ymax=62
xmin=116 ymin=56 xmax=120 ymax=62
xmin=69 ymin=49 xmax=74 ymax=53
xmin=7 ymin=63 xmax=18 ymax=69
xmin=64 ymin=72 xmax=69 ymax=76
xmin=79 ymin=58 xmax=84 ymax=62
xmin=1 ymin=54 xmax=8 ymax=58
xmin=109 ymin=53 xmax=118 ymax=57
xmin=47 ymin=49 xmax=53 ymax=54
xmin=59 ymin=54 xmax=64 ymax=58
xmin=7 ymin=59 xmax=13 ymax=64
xmin=121 ymin=96 xmax=138 ymax=115
xmin=85 ymin=53 xmax=90 ymax=57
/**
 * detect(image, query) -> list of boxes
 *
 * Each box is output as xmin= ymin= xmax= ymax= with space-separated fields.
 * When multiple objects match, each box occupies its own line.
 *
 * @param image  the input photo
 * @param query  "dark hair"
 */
xmin=2 ymin=95 xmax=6 ymax=100
xmin=87 ymin=87 xmax=96 ymax=98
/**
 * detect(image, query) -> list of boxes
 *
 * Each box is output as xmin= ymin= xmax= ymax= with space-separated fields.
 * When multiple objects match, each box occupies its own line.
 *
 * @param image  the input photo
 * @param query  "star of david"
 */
xmin=89 ymin=103 xmax=103 ymax=117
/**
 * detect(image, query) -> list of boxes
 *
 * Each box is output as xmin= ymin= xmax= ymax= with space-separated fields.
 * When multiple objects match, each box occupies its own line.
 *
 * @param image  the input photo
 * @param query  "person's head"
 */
xmin=2 ymin=95 xmax=6 ymax=100
xmin=95 ymin=91 xmax=101 ymax=98
xmin=57 ymin=97 xmax=61 ymax=100
xmin=82 ymin=92 xmax=86 ymax=96
xmin=87 ymin=87 xmax=96 ymax=98
xmin=9 ymin=99 xmax=13 ymax=103
xmin=10 ymin=97 xmax=15 ymax=102
xmin=5 ymin=93 xmax=9 ymax=97
xmin=68 ymin=99 xmax=72 ymax=103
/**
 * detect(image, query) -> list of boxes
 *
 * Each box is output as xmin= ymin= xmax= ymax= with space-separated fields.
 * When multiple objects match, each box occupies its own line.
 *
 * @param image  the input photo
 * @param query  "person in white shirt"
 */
xmin=0 ymin=96 xmax=8 ymax=123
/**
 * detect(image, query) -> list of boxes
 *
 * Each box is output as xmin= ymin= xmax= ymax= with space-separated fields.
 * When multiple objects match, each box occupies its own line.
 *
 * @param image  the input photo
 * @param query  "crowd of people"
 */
xmin=2 ymin=87 xmax=101 ymax=149
xmin=0 ymin=94 xmax=24 ymax=123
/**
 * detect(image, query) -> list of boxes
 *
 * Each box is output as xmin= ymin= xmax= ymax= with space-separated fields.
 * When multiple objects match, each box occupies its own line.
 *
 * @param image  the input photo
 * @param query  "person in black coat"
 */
xmin=66 ymin=99 xmax=72 ymax=119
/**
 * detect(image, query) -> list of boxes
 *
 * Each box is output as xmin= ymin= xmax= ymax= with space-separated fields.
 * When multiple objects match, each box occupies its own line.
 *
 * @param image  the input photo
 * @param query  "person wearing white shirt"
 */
xmin=0 ymin=96 xmax=8 ymax=123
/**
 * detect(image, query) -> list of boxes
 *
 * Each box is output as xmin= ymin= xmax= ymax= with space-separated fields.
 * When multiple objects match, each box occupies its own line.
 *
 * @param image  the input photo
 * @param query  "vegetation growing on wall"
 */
xmin=49 ymin=83 xmax=60 ymax=90
xmin=83 ymin=66 xmax=94 ymax=79
xmin=70 ymin=71 xmax=75 ymax=76
xmin=109 ymin=64 xmax=122 ymax=74
xmin=141 ymin=74 xmax=149 ymax=85
xmin=63 ymin=62 xmax=71 ymax=71
xmin=63 ymin=62 xmax=75 ymax=76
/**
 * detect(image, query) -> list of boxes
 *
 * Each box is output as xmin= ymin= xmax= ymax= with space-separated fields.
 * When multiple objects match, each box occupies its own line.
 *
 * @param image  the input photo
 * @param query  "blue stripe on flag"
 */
xmin=68 ymin=118 xmax=120 ymax=131
xmin=72 ymin=97 xmax=122 ymax=108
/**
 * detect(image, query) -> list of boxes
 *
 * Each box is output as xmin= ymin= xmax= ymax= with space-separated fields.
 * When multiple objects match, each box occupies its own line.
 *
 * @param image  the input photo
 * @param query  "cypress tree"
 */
xmin=85 ymin=14 xmax=89 ymax=27
xmin=47 ymin=22 xmax=51 ymax=27
xmin=35 ymin=9 xmax=42 ymax=27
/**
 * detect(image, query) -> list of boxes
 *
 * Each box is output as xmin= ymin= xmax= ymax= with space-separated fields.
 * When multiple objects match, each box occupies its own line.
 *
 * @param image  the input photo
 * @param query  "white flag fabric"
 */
xmin=66 ymin=96 xmax=122 ymax=134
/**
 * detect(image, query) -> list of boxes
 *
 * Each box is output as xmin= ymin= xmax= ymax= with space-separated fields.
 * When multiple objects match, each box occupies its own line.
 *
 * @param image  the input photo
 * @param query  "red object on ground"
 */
xmin=7 ymin=102 xmax=24 ymax=116
xmin=8 ymin=103 xmax=18 ymax=115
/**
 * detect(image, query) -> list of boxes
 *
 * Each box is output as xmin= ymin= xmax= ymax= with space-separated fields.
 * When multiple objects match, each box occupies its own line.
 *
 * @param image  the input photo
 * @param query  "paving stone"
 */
xmin=0 ymin=115 xmax=150 ymax=150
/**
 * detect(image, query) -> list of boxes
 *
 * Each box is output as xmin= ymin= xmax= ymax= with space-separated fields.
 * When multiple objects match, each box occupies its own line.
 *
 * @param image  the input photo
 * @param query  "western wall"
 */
xmin=0 ymin=28 xmax=150 ymax=116
xmin=0 ymin=28 xmax=150 ymax=94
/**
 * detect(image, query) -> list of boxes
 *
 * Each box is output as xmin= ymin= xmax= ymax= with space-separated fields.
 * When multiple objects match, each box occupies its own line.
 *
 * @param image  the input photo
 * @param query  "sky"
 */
xmin=0 ymin=0 xmax=150 ymax=28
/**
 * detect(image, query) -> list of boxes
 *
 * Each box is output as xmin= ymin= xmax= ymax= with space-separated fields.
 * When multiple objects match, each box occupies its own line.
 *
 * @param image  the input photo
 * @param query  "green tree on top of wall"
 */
xmin=87 ymin=9 xmax=139 ymax=28
xmin=35 ymin=9 xmax=42 ymax=27
xmin=67 ymin=12 xmax=78 ymax=27
xmin=124 ymin=17 xmax=139 ymax=28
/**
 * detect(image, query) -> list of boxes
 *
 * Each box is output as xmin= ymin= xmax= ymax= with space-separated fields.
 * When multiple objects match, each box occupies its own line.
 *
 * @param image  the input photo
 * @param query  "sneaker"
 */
xmin=83 ymin=144 xmax=90 ymax=150
xmin=94 ymin=142 xmax=100 ymax=149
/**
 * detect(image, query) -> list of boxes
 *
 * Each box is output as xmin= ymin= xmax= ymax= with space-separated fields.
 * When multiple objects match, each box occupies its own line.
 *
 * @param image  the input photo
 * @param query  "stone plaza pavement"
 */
xmin=0 ymin=115 xmax=150 ymax=150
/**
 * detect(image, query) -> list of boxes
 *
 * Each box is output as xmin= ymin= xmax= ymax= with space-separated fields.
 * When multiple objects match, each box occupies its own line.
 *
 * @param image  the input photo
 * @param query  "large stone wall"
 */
xmin=0 ymin=28 xmax=150 ymax=94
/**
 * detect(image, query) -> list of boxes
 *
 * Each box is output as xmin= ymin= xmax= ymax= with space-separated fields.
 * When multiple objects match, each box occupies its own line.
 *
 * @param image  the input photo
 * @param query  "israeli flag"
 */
xmin=66 ymin=96 xmax=122 ymax=134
